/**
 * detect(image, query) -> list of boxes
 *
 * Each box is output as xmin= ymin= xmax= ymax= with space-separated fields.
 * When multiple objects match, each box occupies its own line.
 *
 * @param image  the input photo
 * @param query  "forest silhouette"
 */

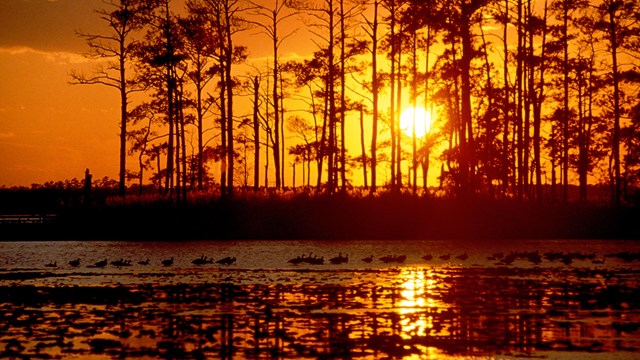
xmin=0 ymin=181 xmax=638 ymax=240
xmin=2 ymin=0 xmax=640 ymax=240
xmin=61 ymin=0 xmax=640 ymax=203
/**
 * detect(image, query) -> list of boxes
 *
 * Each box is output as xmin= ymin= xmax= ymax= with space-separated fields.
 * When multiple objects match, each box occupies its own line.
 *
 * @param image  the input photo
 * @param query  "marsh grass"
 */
xmin=2 ymin=186 xmax=637 ymax=241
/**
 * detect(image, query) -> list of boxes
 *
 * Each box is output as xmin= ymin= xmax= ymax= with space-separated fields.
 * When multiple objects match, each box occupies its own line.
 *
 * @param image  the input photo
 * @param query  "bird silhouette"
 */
xmin=94 ymin=259 xmax=107 ymax=268
xmin=439 ymin=254 xmax=451 ymax=260
xmin=110 ymin=259 xmax=131 ymax=267
xmin=329 ymin=253 xmax=348 ymax=264
xmin=162 ymin=257 xmax=174 ymax=267
xmin=216 ymin=256 xmax=236 ymax=265
xmin=193 ymin=255 xmax=213 ymax=265
xmin=69 ymin=258 xmax=80 ymax=267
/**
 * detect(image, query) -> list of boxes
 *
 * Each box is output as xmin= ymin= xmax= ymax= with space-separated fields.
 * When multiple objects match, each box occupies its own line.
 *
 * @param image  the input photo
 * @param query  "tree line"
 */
xmin=70 ymin=0 xmax=640 ymax=206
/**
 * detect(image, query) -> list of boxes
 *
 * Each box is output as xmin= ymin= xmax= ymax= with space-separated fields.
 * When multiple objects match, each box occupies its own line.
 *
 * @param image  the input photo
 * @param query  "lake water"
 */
xmin=1 ymin=239 xmax=639 ymax=359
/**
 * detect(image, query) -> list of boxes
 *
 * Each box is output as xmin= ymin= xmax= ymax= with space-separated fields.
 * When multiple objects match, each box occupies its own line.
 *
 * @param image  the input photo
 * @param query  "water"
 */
xmin=1 ymin=239 xmax=639 ymax=359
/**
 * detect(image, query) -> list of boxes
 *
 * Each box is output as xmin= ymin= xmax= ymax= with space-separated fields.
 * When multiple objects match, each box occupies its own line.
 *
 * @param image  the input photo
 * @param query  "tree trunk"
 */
xmin=460 ymin=8 xmax=473 ymax=197
xmin=327 ymin=0 xmax=336 ymax=194
xmin=360 ymin=105 xmax=368 ymax=188
xmin=524 ymin=0 xmax=533 ymax=199
xmin=423 ymin=25 xmax=432 ymax=192
xmin=273 ymin=44 xmax=281 ymax=189
xmin=225 ymin=5 xmax=234 ymax=195
xmin=316 ymin=82 xmax=329 ymax=190
xmin=608 ymin=3 xmax=621 ymax=207
xmin=577 ymin=66 xmax=587 ymax=202
xmin=562 ymin=0 xmax=569 ymax=203
xmin=502 ymin=0 xmax=510 ymax=197
xmin=264 ymin=98 xmax=270 ymax=188
xmin=533 ymin=0 xmax=548 ymax=203
xmin=119 ymin=42 xmax=127 ymax=197
xmin=339 ymin=0 xmax=346 ymax=192
xmin=396 ymin=46 xmax=403 ymax=189
xmin=219 ymin=66 xmax=227 ymax=195
xmin=196 ymin=69 xmax=204 ymax=190
xmin=178 ymin=82 xmax=188 ymax=202
xmin=389 ymin=1 xmax=397 ymax=190
xmin=516 ymin=0 xmax=523 ymax=200
xmin=253 ymin=76 xmax=260 ymax=190
xmin=411 ymin=33 xmax=418 ymax=195
xmin=280 ymin=75 xmax=286 ymax=188
xmin=370 ymin=0 xmax=379 ymax=193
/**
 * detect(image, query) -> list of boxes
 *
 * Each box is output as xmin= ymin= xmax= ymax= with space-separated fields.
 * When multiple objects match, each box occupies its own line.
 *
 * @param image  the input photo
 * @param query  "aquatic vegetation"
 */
xmin=0 ymin=262 xmax=639 ymax=359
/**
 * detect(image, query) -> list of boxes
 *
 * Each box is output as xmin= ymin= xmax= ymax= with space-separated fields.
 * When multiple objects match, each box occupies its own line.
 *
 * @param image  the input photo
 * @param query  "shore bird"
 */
xmin=94 ymin=259 xmax=107 ymax=268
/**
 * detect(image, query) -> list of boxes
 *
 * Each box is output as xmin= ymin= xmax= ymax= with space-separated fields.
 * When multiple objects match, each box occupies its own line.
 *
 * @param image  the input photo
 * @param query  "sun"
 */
xmin=400 ymin=106 xmax=431 ymax=138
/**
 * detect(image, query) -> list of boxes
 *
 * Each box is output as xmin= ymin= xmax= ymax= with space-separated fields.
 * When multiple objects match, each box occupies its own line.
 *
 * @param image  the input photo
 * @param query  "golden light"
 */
xmin=400 ymin=106 xmax=431 ymax=138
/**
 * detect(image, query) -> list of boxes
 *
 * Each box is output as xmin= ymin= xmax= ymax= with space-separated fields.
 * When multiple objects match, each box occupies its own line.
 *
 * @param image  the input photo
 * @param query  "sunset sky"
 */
xmin=3 ymin=0 xmax=616 ymax=191
xmin=0 ymin=0 xmax=323 ymax=188
xmin=0 ymin=0 xmax=126 ymax=187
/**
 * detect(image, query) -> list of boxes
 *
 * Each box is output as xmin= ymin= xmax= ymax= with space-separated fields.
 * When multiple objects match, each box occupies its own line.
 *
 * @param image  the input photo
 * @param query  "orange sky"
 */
xmin=0 ymin=0 xmax=127 ymax=187
xmin=1 ymin=0 xmax=453 ymax=189
xmin=0 ymin=0 xmax=315 ymax=187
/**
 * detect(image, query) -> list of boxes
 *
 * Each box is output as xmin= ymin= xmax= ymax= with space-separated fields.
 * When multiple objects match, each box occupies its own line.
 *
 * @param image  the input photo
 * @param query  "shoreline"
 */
xmin=2 ymin=197 xmax=639 ymax=240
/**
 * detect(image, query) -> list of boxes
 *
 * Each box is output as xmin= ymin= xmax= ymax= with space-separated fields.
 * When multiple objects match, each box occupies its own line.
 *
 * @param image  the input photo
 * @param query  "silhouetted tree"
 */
xmin=180 ymin=0 xmax=219 ymax=190
xmin=251 ymin=75 xmax=261 ymax=189
xmin=357 ymin=104 xmax=369 ymax=188
xmin=127 ymin=102 xmax=159 ymax=193
xmin=247 ymin=0 xmax=299 ymax=189
xmin=594 ymin=0 xmax=638 ymax=206
xmin=571 ymin=10 xmax=604 ymax=202
xmin=133 ymin=0 xmax=187 ymax=200
xmin=381 ymin=0 xmax=408 ymax=190
xmin=530 ymin=0 xmax=550 ymax=202
xmin=201 ymin=0 xmax=248 ymax=195
xmin=283 ymin=55 xmax=328 ymax=190
xmin=70 ymin=0 xmax=160 ymax=197
xmin=362 ymin=0 xmax=381 ymax=192
xmin=289 ymin=0 xmax=343 ymax=193
xmin=414 ymin=0 xmax=489 ymax=196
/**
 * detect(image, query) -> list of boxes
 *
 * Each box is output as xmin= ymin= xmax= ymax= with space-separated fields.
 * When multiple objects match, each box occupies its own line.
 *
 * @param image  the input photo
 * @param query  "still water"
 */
xmin=1 ymin=239 xmax=639 ymax=359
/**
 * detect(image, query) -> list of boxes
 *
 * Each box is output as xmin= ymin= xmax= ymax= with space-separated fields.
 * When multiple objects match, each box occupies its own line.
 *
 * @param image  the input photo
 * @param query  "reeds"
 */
xmin=2 ymin=187 xmax=639 ymax=240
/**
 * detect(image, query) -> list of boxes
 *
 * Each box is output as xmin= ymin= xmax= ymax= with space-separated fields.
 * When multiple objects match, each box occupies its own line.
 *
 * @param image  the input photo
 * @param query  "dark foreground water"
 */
xmin=1 ymin=239 xmax=639 ymax=359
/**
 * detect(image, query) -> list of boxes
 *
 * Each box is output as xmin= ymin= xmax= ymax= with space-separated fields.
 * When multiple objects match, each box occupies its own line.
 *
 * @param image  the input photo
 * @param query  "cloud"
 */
xmin=0 ymin=46 xmax=91 ymax=65
xmin=0 ymin=132 xmax=16 ymax=139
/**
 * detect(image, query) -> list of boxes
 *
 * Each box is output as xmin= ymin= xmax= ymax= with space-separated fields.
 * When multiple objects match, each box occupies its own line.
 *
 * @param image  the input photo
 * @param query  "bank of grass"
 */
xmin=1 ymin=187 xmax=633 ymax=241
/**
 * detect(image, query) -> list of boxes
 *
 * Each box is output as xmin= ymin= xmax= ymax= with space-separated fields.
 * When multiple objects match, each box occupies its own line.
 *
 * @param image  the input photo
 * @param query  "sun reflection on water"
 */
xmin=2 ymin=242 xmax=640 ymax=359
xmin=394 ymin=268 xmax=451 ymax=342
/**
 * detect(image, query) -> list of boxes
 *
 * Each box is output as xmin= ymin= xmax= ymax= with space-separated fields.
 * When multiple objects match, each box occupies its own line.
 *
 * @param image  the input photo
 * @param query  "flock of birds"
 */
xmin=285 ymin=252 xmax=471 ymax=265
xmin=44 ymin=255 xmax=237 ymax=269
xmin=285 ymin=253 xmax=411 ymax=265
xmin=287 ymin=253 xmax=351 ymax=265
xmin=286 ymin=250 xmax=640 ymax=266
xmin=43 ymin=250 xmax=640 ymax=269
